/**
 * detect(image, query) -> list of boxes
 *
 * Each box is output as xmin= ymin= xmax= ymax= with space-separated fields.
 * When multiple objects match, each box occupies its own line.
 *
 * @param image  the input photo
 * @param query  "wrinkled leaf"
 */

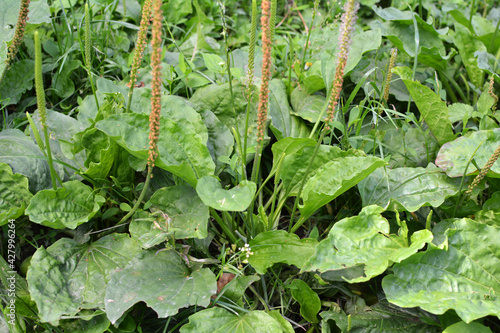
xmin=382 ymin=218 xmax=500 ymax=323
xmin=79 ymin=128 xmax=117 ymax=180
xmin=180 ymin=308 xmax=284 ymax=333
xmin=218 ymin=275 xmax=260 ymax=304
xmin=287 ymin=279 xmax=321 ymax=323
xmin=0 ymin=162 xmax=32 ymax=224
xmin=436 ymin=129 xmax=500 ymax=177
xmin=302 ymin=205 xmax=433 ymax=283
xmin=26 ymin=181 xmax=104 ymax=229
xmin=268 ymin=79 xmax=294 ymax=138
xmin=27 ymin=234 xmax=142 ymax=323
xmin=248 ymin=230 xmax=318 ymax=274
xmin=196 ymin=176 xmax=256 ymax=212
xmin=96 ymin=112 xmax=214 ymax=187
xmin=58 ymin=312 xmax=110 ymax=333
xmin=358 ymin=164 xmax=464 ymax=212
xmin=105 ymin=249 xmax=216 ymax=324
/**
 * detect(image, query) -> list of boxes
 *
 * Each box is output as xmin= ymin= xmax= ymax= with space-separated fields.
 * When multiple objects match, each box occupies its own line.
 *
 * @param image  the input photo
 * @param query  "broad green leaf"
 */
xmin=129 ymin=210 xmax=171 ymax=249
xmin=96 ymin=112 xmax=214 ymax=187
xmin=321 ymin=301 xmax=439 ymax=333
xmin=382 ymin=218 xmax=500 ymax=323
xmin=0 ymin=59 xmax=34 ymax=106
xmin=202 ymin=53 xmax=225 ymax=73
xmin=302 ymin=205 xmax=432 ymax=283
xmin=475 ymin=51 xmax=499 ymax=75
xmin=198 ymin=109 xmax=233 ymax=175
xmin=379 ymin=126 xmax=439 ymax=168
xmin=287 ymin=279 xmax=321 ymax=323
xmin=26 ymin=181 xmax=104 ymax=229
xmin=0 ymin=162 xmax=32 ymax=225
xmin=321 ymin=29 xmax=382 ymax=91
xmin=79 ymin=128 xmax=117 ymax=180
xmin=454 ymin=23 xmax=487 ymax=89
xmin=147 ymin=185 xmax=209 ymax=239
xmin=196 ymin=176 xmax=256 ymax=212
xmin=218 ymin=275 xmax=260 ymax=304
xmin=0 ymin=129 xmax=53 ymax=193
xmin=58 ymin=312 xmax=110 ymax=333
xmin=190 ymin=82 xmax=260 ymax=156
xmin=358 ymin=164 xmax=464 ymax=212
xmin=279 ymin=143 xmax=356 ymax=196
xmin=0 ymin=256 xmax=36 ymax=319
xmin=443 ymin=321 xmax=492 ymax=333
xmin=105 ymin=249 xmax=216 ymax=324
xmin=448 ymin=103 xmax=474 ymax=123
xmin=248 ymin=230 xmax=318 ymax=274
xmin=299 ymin=156 xmax=386 ymax=220
xmin=435 ymin=129 xmax=500 ymax=177
xmin=398 ymin=75 xmax=455 ymax=145
xmin=27 ymin=234 xmax=142 ymax=323
xmin=268 ymin=79 xmax=293 ymax=138
xmin=290 ymin=86 xmax=326 ymax=123
xmin=31 ymin=109 xmax=87 ymax=179
xmin=180 ymin=308 xmax=284 ymax=333
xmin=53 ymin=59 xmax=81 ymax=98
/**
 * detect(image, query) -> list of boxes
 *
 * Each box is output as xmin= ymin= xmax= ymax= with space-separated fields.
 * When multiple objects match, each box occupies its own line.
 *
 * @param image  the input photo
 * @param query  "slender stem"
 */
xmin=300 ymin=0 xmax=320 ymax=68
xmin=116 ymin=166 xmax=153 ymax=226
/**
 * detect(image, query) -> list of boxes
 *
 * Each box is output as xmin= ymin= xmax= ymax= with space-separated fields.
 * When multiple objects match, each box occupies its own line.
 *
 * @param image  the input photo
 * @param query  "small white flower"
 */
xmin=219 ymin=61 xmax=225 ymax=66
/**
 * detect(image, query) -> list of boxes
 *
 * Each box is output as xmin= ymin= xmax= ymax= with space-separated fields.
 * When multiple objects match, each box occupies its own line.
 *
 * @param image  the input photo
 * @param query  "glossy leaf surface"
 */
xmin=0 ymin=162 xmax=32 ymax=224
xmin=196 ymin=176 xmax=256 ymax=212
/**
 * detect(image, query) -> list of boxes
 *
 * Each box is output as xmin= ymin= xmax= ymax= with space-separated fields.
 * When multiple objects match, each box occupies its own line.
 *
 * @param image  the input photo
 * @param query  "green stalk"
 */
xmin=269 ymin=0 xmax=277 ymax=41
xmin=34 ymin=31 xmax=57 ymax=190
xmin=84 ymin=3 xmax=100 ymax=111
xmin=300 ymin=0 xmax=320 ymax=69
xmin=116 ymin=166 xmax=153 ymax=226
xmin=242 ymin=0 xmax=258 ymax=176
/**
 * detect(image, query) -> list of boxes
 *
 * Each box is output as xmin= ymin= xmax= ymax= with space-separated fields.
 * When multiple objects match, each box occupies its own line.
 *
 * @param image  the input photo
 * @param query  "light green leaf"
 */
xmin=147 ymin=185 xmax=209 ymax=239
xmin=0 ymin=162 xmax=32 ymax=225
xmin=31 ymin=109 xmax=87 ymax=179
xmin=287 ymin=279 xmax=321 ymax=323
xmin=248 ymin=230 xmax=318 ymax=274
xmin=382 ymin=218 xmax=500 ymax=323
xmin=105 ymin=249 xmax=216 ymax=324
xmin=448 ymin=103 xmax=474 ymax=123
xmin=196 ymin=176 xmax=256 ymax=211
xmin=474 ymin=51 xmax=499 ymax=75
xmin=290 ymin=86 xmax=326 ymax=123
xmin=79 ymin=128 xmax=117 ymax=180
xmin=399 ymin=77 xmax=455 ymax=145
xmin=96 ymin=112 xmax=214 ymax=187
xmin=0 ymin=129 xmax=53 ymax=193
xmin=53 ymin=59 xmax=81 ymax=98
xmin=190 ymin=82 xmax=260 ymax=156
xmin=218 ymin=275 xmax=260 ymax=304
xmin=299 ymin=156 xmax=387 ymax=220
xmin=268 ymin=79 xmax=293 ymax=138
xmin=454 ymin=23 xmax=487 ymax=89
xmin=27 ymin=234 xmax=142 ymax=323
xmin=443 ymin=321 xmax=492 ymax=333
xmin=202 ymin=53 xmax=225 ymax=73
xmin=435 ymin=129 xmax=500 ymax=177
xmin=358 ymin=164 xmax=464 ymax=212
xmin=26 ymin=181 xmax=104 ymax=229
xmin=302 ymin=205 xmax=432 ymax=283
xmin=180 ymin=308 xmax=284 ymax=333
xmin=321 ymin=29 xmax=382 ymax=91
